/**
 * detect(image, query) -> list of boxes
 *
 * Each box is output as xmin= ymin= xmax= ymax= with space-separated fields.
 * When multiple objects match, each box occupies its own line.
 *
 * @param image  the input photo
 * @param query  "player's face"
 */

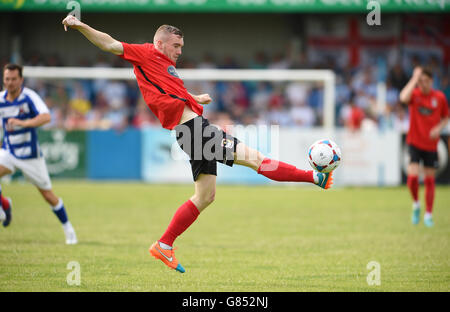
xmin=161 ymin=34 xmax=184 ymax=63
xmin=3 ymin=69 xmax=23 ymax=94
xmin=418 ymin=74 xmax=432 ymax=94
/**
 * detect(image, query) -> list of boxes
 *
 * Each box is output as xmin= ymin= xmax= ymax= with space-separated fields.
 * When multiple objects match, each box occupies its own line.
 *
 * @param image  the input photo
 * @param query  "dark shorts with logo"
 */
xmin=408 ymin=144 xmax=438 ymax=168
xmin=175 ymin=116 xmax=240 ymax=181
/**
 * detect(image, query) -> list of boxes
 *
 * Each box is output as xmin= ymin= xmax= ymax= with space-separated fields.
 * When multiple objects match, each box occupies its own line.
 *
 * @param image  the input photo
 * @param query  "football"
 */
xmin=308 ymin=139 xmax=342 ymax=173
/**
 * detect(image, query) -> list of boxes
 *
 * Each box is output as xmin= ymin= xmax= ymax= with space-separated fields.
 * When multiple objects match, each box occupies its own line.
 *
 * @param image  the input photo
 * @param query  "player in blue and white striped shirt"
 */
xmin=0 ymin=64 xmax=77 ymax=244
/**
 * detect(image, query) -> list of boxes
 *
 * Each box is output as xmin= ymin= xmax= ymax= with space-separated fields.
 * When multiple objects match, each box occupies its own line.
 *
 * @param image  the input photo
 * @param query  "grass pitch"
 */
xmin=0 ymin=181 xmax=449 ymax=292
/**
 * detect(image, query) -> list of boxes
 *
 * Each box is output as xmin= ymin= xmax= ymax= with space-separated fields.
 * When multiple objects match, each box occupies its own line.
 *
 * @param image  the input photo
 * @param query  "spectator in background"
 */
xmin=291 ymin=101 xmax=316 ymax=127
xmin=42 ymin=96 xmax=64 ymax=129
xmin=210 ymin=112 xmax=234 ymax=134
xmin=222 ymin=81 xmax=249 ymax=123
xmin=198 ymin=53 xmax=216 ymax=69
xmin=385 ymin=79 xmax=400 ymax=108
xmin=48 ymin=82 xmax=70 ymax=118
xmin=103 ymin=80 xmax=127 ymax=109
xmin=441 ymin=75 xmax=450 ymax=103
xmin=221 ymin=55 xmax=239 ymax=69
xmin=250 ymin=82 xmax=271 ymax=112
xmin=341 ymin=93 xmax=365 ymax=131
xmin=104 ymin=98 xmax=129 ymax=130
xmin=249 ymin=51 xmax=268 ymax=69
xmin=92 ymin=54 xmax=111 ymax=95
xmin=391 ymin=104 xmax=409 ymax=132
xmin=44 ymin=53 xmax=64 ymax=67
xmin=428 ymin=56 xmax=443 ymax=89
xmin=266 ymin=102 xmax=293 ymax=127
xmin=132 ymin=96 xmax=159 ymax=128
xmin=285 ymin=81 xmax=309 ymax=109
xmin=308 ymin=82 xmax=324 ymax=117
xmin=268 ymin=52 xmax=290 ymax=69
xmin=65 ymin=105 xmax=88 ymax=130
xmin=266 ymin=87 xmax=292 ymax=127
xmin=389 ymin=63 xmax=409 ymax=91
xmin=64 ymin=82 xmax=91 ymax=130
xmin=290 ymin=51 xmax=308 ymax=70
xmin=86 ymin=92 xmax=109 ymax=129
xmin=268 ymin=84 xmax=285 ymax=117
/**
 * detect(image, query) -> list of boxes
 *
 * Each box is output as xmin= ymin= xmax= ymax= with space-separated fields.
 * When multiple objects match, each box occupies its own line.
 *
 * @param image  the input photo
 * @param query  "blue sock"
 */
xmin=52 ymin=198 xmax=68 ymax=224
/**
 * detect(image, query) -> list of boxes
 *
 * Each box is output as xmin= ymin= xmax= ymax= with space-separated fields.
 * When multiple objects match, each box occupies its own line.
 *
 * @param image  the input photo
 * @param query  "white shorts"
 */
xmin=0 ymin=149 xmax=52 ymax=190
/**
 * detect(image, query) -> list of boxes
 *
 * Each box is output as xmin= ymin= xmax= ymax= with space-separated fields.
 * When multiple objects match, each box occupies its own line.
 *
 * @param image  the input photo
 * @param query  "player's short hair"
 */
xmin=421 ymin=67 xmax=433 ymax=79
xmin=154 ymin=25 xmax=183 ymax=42
xmin=3 ymin=63 xmax=23 ymax=78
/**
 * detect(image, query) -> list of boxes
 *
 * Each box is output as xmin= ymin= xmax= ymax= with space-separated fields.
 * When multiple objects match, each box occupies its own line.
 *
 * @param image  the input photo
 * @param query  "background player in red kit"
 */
xmin=62 ymin=15 xmax=333 ymax=273
xmin=400 ymin=67 xmax=449 ymax=227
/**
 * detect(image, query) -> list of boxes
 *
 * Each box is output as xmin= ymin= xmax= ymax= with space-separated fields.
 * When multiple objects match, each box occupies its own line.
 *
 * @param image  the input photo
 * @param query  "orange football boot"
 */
xmin=316 ymin=171 xmax=333 ymax=189
xmin=149 ymin=241 xmax=185 ymax=273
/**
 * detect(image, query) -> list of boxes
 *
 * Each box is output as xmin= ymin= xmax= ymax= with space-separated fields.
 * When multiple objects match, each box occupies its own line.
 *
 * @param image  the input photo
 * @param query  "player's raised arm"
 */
xmin=62 ymin=15 xmax=123 ymax=55
xmin=399 ymin=67 xmax=422 ymax=104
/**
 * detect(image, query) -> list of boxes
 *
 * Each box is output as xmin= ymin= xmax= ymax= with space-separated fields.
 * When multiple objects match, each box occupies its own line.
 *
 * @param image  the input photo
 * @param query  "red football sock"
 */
xmin=1 ymin=195 xmax=10 ymax=211
xmin=159 ymin=199 xmax=200 ymax=247
xmin=407 ymin=175 xmax=419 ymax=202
xmin=257 ymin=158 xmax=314 ymax=183
xmin=424 ymin=176 xmax=435 ymax=214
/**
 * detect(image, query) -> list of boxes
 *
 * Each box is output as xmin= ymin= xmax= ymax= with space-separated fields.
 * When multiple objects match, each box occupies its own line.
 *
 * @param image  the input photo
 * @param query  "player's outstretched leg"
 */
xmin=0 ymin=186 xmax=12 ymax=227
xmin=150 ymin=174 xmax=215 ymax=273
xmin=39 ymin=189 xmax=77 ymax=244
xmin=233 ymin=143 xmax=333 ymax=189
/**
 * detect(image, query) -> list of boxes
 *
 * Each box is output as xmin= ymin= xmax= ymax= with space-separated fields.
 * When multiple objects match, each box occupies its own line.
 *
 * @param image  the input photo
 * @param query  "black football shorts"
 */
xmin=175 ymin=116 xmax=240 ymax=181
xmin=408 ymin=144 xmax=438 ymax=168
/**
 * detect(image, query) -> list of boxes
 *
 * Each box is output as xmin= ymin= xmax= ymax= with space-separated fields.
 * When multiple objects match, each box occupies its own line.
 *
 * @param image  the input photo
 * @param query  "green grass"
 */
xmin=0 ymin=181 xmax=449 ymax=292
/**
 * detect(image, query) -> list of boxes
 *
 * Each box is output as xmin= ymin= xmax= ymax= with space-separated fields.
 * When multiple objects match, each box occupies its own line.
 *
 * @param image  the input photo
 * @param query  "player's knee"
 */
xmin=255 ymin=152 xmax=265 ymax=168
xmin=203 ymin=189 xmax=215 ymax=206
xmin=248 ymin=152 xmax=265 ymax=171
xmin=408 ymin=163 xmax=420 ymax=176
xmin=208 ymin=189 xmax=216 ymax=204
xmin=200 ymin=190 xmax=216 ymax=206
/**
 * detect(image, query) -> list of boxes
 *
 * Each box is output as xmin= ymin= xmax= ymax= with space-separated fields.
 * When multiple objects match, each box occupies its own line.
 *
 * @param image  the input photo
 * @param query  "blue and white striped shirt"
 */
xmin=0 ymin=87 xmax=49 ymax=159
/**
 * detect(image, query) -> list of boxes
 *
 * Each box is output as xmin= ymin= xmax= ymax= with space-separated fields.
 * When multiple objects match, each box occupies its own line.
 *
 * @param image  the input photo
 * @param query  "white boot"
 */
xmin=63 ymin=221 xmax=78 ymax=245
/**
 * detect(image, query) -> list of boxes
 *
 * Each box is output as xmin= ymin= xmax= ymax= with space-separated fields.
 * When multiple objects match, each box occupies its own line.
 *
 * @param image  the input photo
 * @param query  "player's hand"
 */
xmin=430 ymin=126 xmax=440 ymax=139
xmin=196 ymin=94 xmax=212 ymax=105
xmin=6 ymin=118 xmax=27 ymax=131
xmin=412 ymin=67 xmax=422 ymax=80
xmin=62 ymin=14 xmax=82 ymax=32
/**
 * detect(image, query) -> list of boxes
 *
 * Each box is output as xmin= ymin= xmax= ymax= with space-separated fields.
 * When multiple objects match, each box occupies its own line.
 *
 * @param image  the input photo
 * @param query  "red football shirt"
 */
xmin=407 ymin=87 xmax=449 ymax=151
xmin=119 ymin=42 xmax=203 ymax=130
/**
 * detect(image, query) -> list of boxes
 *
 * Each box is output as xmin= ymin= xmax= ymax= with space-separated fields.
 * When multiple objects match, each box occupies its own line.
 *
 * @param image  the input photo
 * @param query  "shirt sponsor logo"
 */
xmin=418 ymin=106 xmax=433 ymax=116
xmin=222 ymin=138 xmax=234 ymax=149
xmin=167 ymin=65 xmax=180 ymax=79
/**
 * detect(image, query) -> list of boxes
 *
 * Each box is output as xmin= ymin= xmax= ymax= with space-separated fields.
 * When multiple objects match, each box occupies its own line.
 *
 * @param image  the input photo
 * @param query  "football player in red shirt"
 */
xmin=62 ymin=15 xmax=333 ymax=273
xmin=400 ymin=67 xmax=449 ymax=227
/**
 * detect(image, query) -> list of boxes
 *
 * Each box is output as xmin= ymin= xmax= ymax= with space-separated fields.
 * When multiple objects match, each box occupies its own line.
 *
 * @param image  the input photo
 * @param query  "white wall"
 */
xmin=141 ymin=127 xmax=402 ymax=186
